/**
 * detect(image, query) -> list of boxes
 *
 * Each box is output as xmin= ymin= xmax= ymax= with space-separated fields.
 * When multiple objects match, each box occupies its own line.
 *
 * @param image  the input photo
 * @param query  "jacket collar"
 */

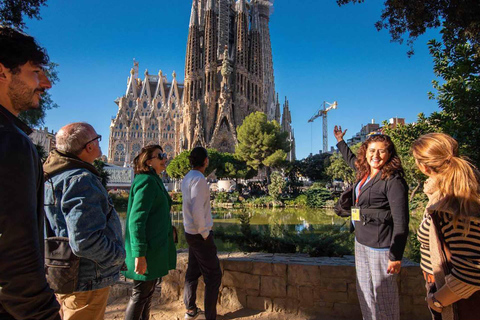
xmin=0 ymin=104 xmax=33 ymax=135
xmin=43 ymin=149 xmax=100 ymax=179
xmin=357 ymin=170 xmax=382 ymax=195
xmin=146 ymin=169 xmax=172 ymax=205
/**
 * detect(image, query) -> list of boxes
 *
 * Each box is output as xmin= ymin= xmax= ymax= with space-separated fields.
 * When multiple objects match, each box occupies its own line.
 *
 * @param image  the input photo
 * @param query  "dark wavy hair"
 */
xmin=0 ymin=26 xmax=49 ymax=74
xmin=355 ymin=134 xmax=404 ymax=181
xmin=133 ymin=145 xmax=163 ymax=174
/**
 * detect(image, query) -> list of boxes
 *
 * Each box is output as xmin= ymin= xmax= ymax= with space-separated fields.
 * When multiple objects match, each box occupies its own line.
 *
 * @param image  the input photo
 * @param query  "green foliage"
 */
xmin=166 ymin=150 xmax=190 ymax=179
xmin=427 ymin=30 xmax=480 ymax=167
xmin=34 ymin=143 xmax=47 ymax=162
xmin=110 ymin=192 xmax=129 ymax=212
xmin=235 ymin=112 xmax=290 ymax=171
xmin=305 ymin=185 xmax=334 ymax=208
xmin=169 ymin=191 xmax=182 ymax=204
xmin=268 ymin=171 xmax=286 ymax=201
xmin=404 ymin=233 xmax=421 ymax=263
xmin=215 ymin=152 xmax=257 ymax=181
xmin=325 ymin=143 xmax=360 ymax=184
xmin=336 ymin=0 xmax=480 ymax=56
xmin=93 ymin=159 xmax=110 ymax=188
xmin=215 ymin=209 xmax=354 ymax=257
xmin=0 ymin=0 xmax=47 ymax=29
xmin=299 ymin=153 xmax=332 ymax=182
xmin=19 ymin=62 xmax=59 ymax=128
xmin=244 ymin=195 xmax=274 ymax=207
xmin=382 ymin=113 xmax=439 ymax=199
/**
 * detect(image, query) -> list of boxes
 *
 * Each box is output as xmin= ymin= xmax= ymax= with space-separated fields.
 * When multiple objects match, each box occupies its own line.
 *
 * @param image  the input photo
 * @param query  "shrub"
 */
xmin=215 ymin=209 xmax=354 ymax=257
xmin=305 ymin=187 xmax=334 ymax=208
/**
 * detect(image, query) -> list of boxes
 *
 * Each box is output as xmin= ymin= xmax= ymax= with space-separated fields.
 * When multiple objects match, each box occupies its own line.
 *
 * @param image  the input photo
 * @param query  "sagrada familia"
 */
xmin=108 ymin=0 xmax=295 ymax=166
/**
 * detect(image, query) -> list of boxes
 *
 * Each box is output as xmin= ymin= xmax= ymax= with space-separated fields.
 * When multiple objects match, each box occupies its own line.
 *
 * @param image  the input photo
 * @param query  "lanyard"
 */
xmin=355 ymin=174 xmax=372 ymax=205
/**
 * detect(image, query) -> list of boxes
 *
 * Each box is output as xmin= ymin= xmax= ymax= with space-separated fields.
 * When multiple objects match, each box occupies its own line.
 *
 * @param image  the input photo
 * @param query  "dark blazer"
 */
xmin=0 ymin=105 xmax=60 ymax=319
xmin=337 ymin=140 xmax=409 ymax=261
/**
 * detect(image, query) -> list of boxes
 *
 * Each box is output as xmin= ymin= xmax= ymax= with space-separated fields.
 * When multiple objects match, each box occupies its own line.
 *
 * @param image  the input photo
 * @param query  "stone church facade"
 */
xmin=108 ymin=0 xmax=295 ymax=166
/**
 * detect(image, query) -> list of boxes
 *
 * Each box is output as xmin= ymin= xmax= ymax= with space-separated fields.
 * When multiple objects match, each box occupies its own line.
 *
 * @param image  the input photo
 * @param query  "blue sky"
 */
xmin=25 ymin=0 xmax=440 ymax=160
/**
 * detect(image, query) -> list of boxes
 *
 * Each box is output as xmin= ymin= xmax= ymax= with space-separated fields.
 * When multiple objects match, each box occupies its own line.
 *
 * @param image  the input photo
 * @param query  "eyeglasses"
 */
xmin=83 ymin=135 xmax=102 ymax=149
xmin=151 ymin=152 xmax=168 ymax=160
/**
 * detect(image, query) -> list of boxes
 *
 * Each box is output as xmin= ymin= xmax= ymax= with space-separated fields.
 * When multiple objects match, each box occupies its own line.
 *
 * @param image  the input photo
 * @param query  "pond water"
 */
xmin=117 ymin=206 xmax=349 ymax=251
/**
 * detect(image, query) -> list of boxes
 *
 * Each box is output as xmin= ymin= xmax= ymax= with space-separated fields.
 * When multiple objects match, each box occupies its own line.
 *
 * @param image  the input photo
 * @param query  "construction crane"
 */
xmin=308 ymin=101 xmax=338 ymax=153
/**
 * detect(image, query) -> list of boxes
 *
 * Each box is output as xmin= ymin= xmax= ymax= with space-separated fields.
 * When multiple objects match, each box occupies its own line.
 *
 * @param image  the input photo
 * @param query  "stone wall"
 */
xmin=113 ymin=252 xmax=431 ymax=320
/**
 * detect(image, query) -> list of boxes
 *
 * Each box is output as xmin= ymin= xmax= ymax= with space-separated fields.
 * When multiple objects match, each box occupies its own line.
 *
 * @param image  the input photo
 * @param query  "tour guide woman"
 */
xmin=412 ymin=133 xmax=480 ymax=320
xmin=123 ymin=145 xmax=177 ymax=320
xmin=334 ymin=126 xmax=409 ymax=320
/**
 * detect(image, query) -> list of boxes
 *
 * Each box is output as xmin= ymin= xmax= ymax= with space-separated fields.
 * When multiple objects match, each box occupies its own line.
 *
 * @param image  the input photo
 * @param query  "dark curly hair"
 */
xmin=0 ymin=26 xmax=49 ymax=74
xmin=355 ymin=134 xmax=404 ymax=181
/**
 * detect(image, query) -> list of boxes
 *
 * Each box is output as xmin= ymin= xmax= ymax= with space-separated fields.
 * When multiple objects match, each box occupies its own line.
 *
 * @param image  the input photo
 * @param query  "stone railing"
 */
xmin=111 ymin=252 xmax=431 ymax=320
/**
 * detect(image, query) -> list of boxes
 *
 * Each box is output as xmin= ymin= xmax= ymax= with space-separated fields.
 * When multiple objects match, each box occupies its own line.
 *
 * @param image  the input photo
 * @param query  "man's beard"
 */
xmin=7 ymin=76 xmax=40 ymax=113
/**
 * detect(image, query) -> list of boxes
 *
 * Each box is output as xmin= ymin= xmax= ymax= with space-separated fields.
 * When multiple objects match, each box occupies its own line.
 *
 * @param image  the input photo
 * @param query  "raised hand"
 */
xmin=334 ymin=125 xmax=347 ymax=142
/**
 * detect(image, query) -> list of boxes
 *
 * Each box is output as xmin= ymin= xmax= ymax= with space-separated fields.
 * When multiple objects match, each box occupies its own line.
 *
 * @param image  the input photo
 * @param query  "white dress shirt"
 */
xmin=181 ymin=170 xmax=213 ymax=239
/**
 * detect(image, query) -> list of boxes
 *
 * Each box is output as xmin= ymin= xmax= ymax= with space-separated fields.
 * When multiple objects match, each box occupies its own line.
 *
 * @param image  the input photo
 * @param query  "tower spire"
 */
xmin=189 ymin=0 xmax=199 ymax=27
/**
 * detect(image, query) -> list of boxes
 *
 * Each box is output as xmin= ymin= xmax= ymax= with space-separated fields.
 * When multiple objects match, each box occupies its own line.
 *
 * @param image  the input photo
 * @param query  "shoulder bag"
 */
xmin=334 ymin=185 xmax=354 ymax=218
xmin=44 ymin=217 xmax=80 ymax=294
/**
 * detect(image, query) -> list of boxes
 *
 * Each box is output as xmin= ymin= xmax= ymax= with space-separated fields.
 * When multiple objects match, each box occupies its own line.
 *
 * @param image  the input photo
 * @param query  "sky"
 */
xmin=25 ymin=0 xmax=441 ymax=160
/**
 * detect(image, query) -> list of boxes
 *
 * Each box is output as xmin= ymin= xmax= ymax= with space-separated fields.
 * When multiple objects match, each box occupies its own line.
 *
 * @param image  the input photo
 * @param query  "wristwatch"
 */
xmin=432 ymin=294 xmax=444 ymax=309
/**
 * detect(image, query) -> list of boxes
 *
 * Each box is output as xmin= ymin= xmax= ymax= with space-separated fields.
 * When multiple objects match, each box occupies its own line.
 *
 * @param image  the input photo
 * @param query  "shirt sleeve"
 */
xmin=0 ymin=131 xmax=60 ymax=320
xmin=190 ymin=177 xmax=210 ymax=239
xmin=62 ymin=173 xmax=126 ymax=268
xmin=387 ymin=175 xmax=410 ymax=261
xmin=336 ymin=140 xmax=357 ymax=170
xmin=128 ymin=176 xmax=156 ymax=257
xmin=445 ymin=274 xmax=480 ymax=299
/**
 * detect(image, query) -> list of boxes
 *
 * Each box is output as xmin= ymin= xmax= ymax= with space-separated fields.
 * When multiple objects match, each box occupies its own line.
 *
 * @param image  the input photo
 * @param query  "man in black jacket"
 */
xmin=0 ymin=26 xmax=60 ymax=320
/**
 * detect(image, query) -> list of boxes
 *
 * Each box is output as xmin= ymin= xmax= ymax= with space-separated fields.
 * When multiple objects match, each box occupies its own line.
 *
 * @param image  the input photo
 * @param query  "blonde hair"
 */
xmin=412 ymin=133 xmax=480 ymax=222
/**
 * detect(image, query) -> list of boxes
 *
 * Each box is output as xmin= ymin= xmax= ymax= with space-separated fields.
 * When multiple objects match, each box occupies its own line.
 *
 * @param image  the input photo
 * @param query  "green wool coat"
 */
xmin=123 ymin=171 xmax=177 ymax=281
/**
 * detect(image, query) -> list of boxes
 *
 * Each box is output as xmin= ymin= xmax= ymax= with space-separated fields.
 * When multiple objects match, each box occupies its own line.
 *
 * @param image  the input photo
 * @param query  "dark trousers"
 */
xmin=124 ymin=279 xmax=160 ymax=320
xmin=184 ymin=232 xmax=222 ymax=320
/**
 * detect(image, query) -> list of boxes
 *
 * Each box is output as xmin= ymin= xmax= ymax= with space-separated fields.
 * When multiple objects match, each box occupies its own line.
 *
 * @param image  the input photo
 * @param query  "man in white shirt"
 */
xmin=181 ymin=147 xmax=222 ymax=320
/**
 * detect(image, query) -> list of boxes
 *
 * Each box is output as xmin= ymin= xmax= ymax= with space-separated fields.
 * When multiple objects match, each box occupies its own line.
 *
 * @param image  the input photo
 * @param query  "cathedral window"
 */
xmin=143 ymin=101 xmax=147 ymax=109
xmin=129 ymin=101 xmax=133 ymax=108
xmin=157 ymin=102 xmax=161 ymax=109
xmin=119 ymin=123 xmax=123 ymax=130
xmin=136 ymin=124 xmax=139 ymax=130
xmin=172 ymin=102 xmax=175 ymax=110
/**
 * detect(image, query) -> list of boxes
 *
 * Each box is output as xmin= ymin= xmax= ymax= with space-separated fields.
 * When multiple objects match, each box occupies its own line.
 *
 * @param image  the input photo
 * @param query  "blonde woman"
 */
xmin=412 ymin=133 xmax=480 ymax=319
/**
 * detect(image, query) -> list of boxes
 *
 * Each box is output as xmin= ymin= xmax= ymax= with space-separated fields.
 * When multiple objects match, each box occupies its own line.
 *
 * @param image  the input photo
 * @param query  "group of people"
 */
xmin=0 ymin=27 xmax=220 ymax=320
xmin=333 ymin=125 xmax=480 ymax=320
xmin=1 ymin=26 xmax=480 ymax=320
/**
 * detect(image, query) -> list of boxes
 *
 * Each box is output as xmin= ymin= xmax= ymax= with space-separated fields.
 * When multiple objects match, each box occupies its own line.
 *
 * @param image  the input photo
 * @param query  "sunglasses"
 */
xmin=151 ymin=152 xmax=168 ymax=160
xmin=83 ymin=135 xmax=102 ymax=149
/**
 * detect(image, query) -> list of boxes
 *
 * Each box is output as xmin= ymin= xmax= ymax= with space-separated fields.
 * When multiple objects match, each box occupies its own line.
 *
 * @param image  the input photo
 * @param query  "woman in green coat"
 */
xmin=123 ymin=145 xmax=177 ymax=320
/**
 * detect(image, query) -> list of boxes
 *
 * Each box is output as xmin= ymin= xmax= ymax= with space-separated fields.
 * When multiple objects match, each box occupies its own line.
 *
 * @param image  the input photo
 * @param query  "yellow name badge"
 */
xmin=351 ymin=207 xmax=360 ymax=221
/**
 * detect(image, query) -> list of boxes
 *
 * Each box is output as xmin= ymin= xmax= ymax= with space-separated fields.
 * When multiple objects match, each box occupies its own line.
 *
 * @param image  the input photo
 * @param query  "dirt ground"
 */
xmin=105 ymin=296 xmax=307 ymax=320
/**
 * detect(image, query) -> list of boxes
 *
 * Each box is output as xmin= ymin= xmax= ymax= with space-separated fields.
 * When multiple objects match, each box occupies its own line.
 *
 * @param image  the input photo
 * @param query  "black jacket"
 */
xmin=0 ymin=104 xmax=60 ymax=320
xmin=337 ymin=140 xmax=409 ymax=261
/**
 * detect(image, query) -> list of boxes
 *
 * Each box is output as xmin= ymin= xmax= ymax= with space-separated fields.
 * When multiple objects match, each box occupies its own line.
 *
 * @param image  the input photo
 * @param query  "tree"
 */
xmin=268 ymin=171 xmax=286 ymax=201
xmin=93 ymin=159 xmax=110 ymax=189
xmin=336 ymin=0 xmax=480 ymax=55
xmin=19 ymin=62 xmax=59 ymax=127
xmin=300 ymin=153 xmax=332 ymax=182
xmin=325 ymin=143 xmax=360 ymax=185
xmin=382 ymin=114 xmax=439 ymax=200
xmin=427 ymin=29 xmax=480 ymax=167
xmin=235 ymin=112 xmax=290 ymax=179
xmin=166 ymin=150 xmax=190 ymax=179
xmin=0 ymin=0 xmax=48 ymax=30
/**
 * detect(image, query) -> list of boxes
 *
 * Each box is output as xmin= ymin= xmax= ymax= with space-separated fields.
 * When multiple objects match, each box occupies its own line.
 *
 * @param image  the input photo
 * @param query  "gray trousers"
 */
xmin=355 ymin=240 xmax=400 ymax=320
xmin=183 ymin=232 xmax=222 ymax=320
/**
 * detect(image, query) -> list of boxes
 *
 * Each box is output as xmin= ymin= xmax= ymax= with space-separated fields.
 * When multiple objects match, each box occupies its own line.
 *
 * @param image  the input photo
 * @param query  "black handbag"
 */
xmin=334 ymin=185 xmax=354 ymax=218
xmin=44 ymin=219 xmax=80 ymax=294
